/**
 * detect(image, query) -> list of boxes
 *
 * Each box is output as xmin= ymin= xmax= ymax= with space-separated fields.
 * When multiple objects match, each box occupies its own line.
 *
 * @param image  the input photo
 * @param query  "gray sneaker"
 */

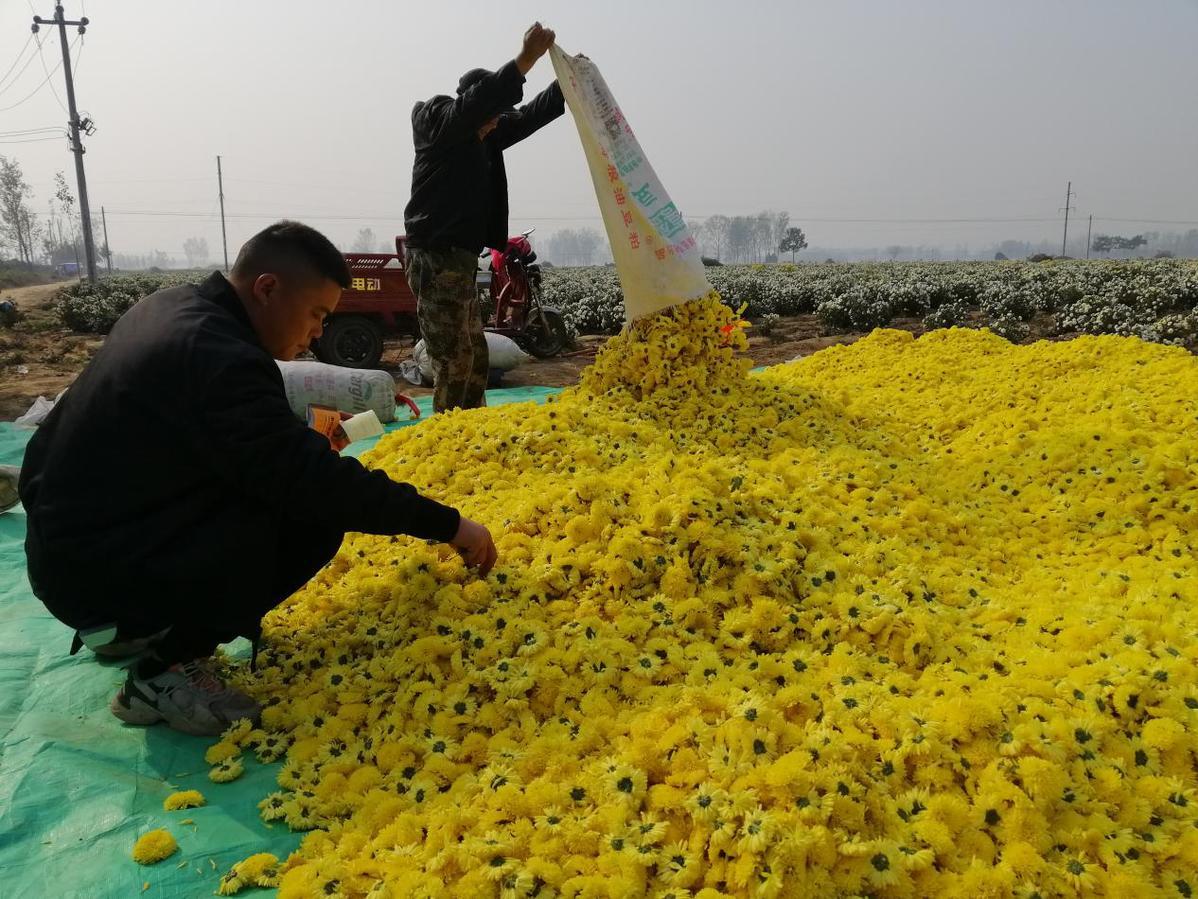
xmin=110 ymin=660 xmax=261 ymax=736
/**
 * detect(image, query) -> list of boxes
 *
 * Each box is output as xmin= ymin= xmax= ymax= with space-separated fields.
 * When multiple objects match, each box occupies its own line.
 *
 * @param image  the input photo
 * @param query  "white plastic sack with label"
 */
xmin=276 ymin=360 xmax=397 ymax=422
xmin=411 ymin=333 xmax=530 ymax=383
xmin=550 ymin=45 xmax=713 ymax=323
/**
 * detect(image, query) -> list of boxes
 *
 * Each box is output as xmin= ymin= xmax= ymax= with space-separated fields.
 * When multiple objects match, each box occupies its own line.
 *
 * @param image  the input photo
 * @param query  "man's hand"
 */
xmin=516 ymin=22 xmax=555 ymax=75
xmin=451 ymin=516 xmax=498 ymax=576
xmin=329 ymin=411 xmax=354 ymax=453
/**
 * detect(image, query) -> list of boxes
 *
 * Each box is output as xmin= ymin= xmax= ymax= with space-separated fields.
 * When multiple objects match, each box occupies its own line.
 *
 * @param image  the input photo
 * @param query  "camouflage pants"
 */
xmin=405 ymin=247 xmax=489 ymax=413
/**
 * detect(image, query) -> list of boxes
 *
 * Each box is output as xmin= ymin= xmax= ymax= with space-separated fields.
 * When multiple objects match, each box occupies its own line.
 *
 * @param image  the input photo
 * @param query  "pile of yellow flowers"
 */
xmin=216 ymin=300 xmax=1197 ymax=898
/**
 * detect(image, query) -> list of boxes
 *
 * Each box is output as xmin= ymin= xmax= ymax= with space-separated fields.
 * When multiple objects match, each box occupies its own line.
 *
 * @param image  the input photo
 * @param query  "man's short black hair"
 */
xmin=231 ymin=220 xmax=351 ymax=289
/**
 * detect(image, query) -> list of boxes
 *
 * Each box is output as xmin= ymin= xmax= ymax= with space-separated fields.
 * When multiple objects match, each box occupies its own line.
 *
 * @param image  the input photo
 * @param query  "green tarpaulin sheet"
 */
xmin=0 ymin=384 xmax=562 ymax=898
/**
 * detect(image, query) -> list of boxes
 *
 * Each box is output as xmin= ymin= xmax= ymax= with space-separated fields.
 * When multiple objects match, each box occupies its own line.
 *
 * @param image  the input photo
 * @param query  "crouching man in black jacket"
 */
xmin=19 ymin=221 xmax=497 ymax=737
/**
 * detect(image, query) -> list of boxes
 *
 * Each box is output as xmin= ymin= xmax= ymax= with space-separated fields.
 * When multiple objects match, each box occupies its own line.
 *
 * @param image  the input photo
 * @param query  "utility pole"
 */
xmin=1059 ymin=181 xmax=1075 ymax=258
xmin=1085 ymin=214 xmax=1092 ymax=260
xmin=101 ymin=205 xmax=112 ymax=273
xmin=217 ymin=156 xmax=229 ymax=272
xmin=32 ymin=4 xmax=97 ymax=282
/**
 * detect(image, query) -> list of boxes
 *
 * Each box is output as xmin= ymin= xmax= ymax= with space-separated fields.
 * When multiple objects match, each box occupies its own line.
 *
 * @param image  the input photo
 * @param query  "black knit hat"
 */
xmin=457 ymin=68 xmax=517 ymax=114
xmin=457 ymin=68 xmax=491 ymax=95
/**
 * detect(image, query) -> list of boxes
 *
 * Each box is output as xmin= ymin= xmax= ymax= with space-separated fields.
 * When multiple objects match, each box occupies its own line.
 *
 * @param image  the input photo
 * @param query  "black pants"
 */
xmin=30 ymin=520 xmax=343 ymax=666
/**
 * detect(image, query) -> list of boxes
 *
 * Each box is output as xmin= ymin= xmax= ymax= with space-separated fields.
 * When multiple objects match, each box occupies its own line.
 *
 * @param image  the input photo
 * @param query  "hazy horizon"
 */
xmin=2 ymin=0 xmax=1195 ymax=265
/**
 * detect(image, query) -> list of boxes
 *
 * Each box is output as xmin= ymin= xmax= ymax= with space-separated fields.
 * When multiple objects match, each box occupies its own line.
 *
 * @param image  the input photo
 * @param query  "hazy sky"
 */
xmin=2 ymin=0 xmax=1196 ymax=261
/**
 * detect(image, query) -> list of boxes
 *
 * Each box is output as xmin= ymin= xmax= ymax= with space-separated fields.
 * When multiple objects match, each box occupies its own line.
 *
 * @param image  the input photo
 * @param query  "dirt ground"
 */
xmin=0 ymin=286 xmax=1057 ymax=421
xmin=0 ymin=283 xmax=104 ymax=421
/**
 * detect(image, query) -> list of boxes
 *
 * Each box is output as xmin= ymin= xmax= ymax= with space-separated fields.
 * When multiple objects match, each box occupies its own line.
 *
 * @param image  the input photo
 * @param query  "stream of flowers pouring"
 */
xmin=202 ymin=300 xmax=1197 ymax=898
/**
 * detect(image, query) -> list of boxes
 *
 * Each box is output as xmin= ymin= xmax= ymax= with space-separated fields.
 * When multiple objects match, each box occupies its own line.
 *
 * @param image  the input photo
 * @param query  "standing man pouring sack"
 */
xmin=403 ymin=22 xmax=564 ymax=413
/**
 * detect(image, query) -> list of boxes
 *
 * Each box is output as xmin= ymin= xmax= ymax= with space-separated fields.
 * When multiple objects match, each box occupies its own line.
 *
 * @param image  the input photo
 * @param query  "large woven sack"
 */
xmin=276 ymin=360 xmax=398 ymax=422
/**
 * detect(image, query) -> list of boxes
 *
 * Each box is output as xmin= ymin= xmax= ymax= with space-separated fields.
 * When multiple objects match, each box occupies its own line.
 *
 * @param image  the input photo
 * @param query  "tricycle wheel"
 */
xmin=315 ymin=315 xmax=384 ymax=369
xmin=522 ymin=308 xmax=568 ymax=358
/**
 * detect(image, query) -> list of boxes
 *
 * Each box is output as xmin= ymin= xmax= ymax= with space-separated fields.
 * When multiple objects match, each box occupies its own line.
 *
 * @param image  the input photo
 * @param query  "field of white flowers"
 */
xmin=54 ymin=259 xmax=1198 ymax=349
xmin=56 ymin=272 xmax=197 ymax=333
xmin=543 ymin=259 xmax=1198 ymax=346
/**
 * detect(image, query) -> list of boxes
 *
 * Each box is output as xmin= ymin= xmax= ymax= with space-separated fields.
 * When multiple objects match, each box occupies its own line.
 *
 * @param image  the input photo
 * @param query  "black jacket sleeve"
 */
xmin=413 ymin=61 xmax=526 ymax=150
xmin=195 ymin=353 xmax=460 ymax=541
xmin=492 ymin=80 xmax=566 ymax=151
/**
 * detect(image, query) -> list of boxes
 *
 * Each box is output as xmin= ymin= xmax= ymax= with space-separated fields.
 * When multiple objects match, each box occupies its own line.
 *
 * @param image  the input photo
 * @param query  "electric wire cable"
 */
xmin=34 ymin=31 xmax=68 ymax=115
xmin=0 ymin=34 xmax=39 ymax=97
xmin=0 ymin=35 xmax=77 ymax=113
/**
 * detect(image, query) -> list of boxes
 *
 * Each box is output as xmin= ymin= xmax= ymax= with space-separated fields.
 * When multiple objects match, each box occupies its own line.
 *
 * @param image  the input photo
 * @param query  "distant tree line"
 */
xmin=538 ymin=211 xmax=814 ymax=267
xmin=692 ymin=211 xmax=801 ymax=264
xmin=1 ymin=158 xmax=114 ymax=270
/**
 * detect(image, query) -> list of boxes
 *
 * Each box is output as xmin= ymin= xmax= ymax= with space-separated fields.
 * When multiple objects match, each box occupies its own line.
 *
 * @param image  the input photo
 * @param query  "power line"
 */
xmin=0 ymin=125 xmax=63 ymax=136
xmin=225 ymin=176 xmax=406 ymax=195
xmin=0 ymin=34 xmax=76 ymax=113
xmin=34 ymin=30 xmax=68 ymax=114
xmin=0 ymin=35 xmax=39 ymax=97
xmin=112 ymin=207 xmax=1082 ymax=226
xmin=757 ymin=215 xmax=1061 ymax=224
xmin=95 ymin=208 xmax=1198 ymax=237
xmin=0 ymin=133 xmax=64 ymax=144
xmin=96 ymin=209 xmax=1068 ymax=223
xmin=0 ymin=33 xmax=34 ymax=91
xmin=90 ymin=176 xmax=212 ymax=185
xmin=1094 ymin=217 xmax=1198 ymax=227
xmin=102 ymin=208 xmax=408 ymax=220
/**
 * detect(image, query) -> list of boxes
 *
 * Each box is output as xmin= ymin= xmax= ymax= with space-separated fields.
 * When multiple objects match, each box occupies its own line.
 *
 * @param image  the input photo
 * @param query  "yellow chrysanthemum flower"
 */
xmin=217 ymin=852 xmax=281 ymax=895
xmin=131 ymin=829 xmax=177 ymax=865
xmin=162 ymin=789 xmax=205 ymax=811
